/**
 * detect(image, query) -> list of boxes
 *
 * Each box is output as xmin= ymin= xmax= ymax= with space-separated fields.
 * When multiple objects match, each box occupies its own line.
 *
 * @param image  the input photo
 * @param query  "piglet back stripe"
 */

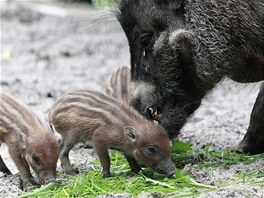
xmin=73 ymin=91 xmax=140 ymax=121
xmin=0 ymin=97 xmax=31 ymax=134
xmin=0 ymin=92 xmax=43 ymax=134
xmin=54 ymin=102 xmax=120 ymax=125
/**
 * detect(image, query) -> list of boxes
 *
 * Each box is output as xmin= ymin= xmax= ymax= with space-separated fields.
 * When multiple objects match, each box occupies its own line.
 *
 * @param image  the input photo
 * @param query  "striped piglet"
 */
xmin=0 ymin=92 xmax=59 ymax=189
xmin=49 ymin=91 xmax=174 ymax=177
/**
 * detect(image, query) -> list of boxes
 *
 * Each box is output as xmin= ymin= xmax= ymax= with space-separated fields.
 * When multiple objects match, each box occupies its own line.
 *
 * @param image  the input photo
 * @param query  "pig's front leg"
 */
xmin=238 ymin=83 xmax=264 ymax=154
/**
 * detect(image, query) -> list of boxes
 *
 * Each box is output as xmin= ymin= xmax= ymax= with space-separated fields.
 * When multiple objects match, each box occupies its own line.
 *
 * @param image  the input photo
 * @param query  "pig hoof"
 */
xmin=102 ymin=173 xmax=111 ymax=178
xmin=237 ymin=141 xmax=264 ymax=154
xmin=65 ymin=169 xmax=79 ymax=175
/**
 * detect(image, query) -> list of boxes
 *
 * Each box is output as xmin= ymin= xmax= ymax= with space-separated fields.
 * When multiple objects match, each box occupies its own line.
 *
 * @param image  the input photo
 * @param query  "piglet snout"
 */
xmin=43 ymin=177 xmax=56 ymax=184
xmin=38 ymin=170 xmax=56 ymax=185
xmin=166 ymin=161 xmax=175 ymax=175
xmin=156 ymin=160 xmax=175 ymax=177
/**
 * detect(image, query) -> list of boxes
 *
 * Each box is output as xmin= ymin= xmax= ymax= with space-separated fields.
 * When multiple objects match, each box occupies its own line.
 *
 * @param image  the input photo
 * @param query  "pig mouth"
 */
xmin=155 ymin=167 xmax=175 ymax=177
xmin=146 ymin=105 xmax=162 ymax=123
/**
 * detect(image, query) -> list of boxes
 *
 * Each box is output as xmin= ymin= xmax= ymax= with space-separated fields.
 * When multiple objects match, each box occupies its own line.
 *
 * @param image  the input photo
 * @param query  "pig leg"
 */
xmin=8 ymin=146 xmax=37 ymax=189
xmin=59 ymin=136 xmax=79 ymax=175
xmin=238 ymin=83 xmax=264 ymax=154
xmin=0 ymin=154 xmax=12 ymax=175
xmin=124 ymin=154 xmax=141 ymax=174
xmin=93 ymin=141 xmax=111 ymax=178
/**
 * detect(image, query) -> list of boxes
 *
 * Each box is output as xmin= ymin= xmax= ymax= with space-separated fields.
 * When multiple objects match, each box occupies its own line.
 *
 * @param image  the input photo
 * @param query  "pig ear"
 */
xmin=169 ymin=0 xmax=184 ymax=12
xmin=124 ymin=126 xmax=136 ymax=142
xmin=169 ymin=29 xmax=193 ymax=54
xmin=169 ymin=30 xmax=194 ymax=70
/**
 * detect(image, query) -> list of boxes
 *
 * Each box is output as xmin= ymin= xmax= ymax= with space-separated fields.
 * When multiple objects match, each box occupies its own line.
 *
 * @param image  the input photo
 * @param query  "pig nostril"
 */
xmin=42 ymin=177 xmax=56 ymax=185
xmin=40 ymin=179 xmax=45 ymax=185
xmin=47 ymin=178 xmax=56 ymax=184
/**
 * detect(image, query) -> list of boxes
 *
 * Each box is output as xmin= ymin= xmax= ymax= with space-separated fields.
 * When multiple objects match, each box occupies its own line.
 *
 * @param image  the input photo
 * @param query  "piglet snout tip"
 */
xmin=166 ymin=163 xmax=175 ymax=178
xmin=166 ymin=168 xmax=175 ymax=178
xmin=46 ymin=177 xmax=57 ymax=184
xmin=40 ymin=177 xmax=57 ymax=185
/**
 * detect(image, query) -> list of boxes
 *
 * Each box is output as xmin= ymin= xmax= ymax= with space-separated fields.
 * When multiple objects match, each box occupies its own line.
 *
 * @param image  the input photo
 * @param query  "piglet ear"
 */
xmin=124 ymin=126 xmax=136 ymax=142
xmin=17 ymin=131 xmax=27 ymax=150
xmin=20 ymin=140 xmax=27 ymax=156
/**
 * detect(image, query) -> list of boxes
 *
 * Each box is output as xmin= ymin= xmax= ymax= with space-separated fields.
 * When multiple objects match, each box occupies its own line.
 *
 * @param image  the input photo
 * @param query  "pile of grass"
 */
xmin=171 ymin=141 xmax=264 ymax=169
xmin=18 ymin=141 xmax=264 ymax=198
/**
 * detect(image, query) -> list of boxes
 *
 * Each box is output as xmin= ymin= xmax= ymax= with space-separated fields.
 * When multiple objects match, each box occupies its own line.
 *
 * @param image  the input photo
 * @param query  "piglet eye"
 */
xmin=32 ymin=154 xmax=40 ymax=166
xmin=146 ymin=145 xmax=159 ymax=155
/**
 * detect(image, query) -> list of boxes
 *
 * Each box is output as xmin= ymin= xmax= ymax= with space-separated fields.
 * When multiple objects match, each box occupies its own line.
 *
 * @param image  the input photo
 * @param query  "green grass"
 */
xmin=171 ymin=141 xmax=264 ymax=169
xmin=17 ymin=141 xmax=264 ymax=198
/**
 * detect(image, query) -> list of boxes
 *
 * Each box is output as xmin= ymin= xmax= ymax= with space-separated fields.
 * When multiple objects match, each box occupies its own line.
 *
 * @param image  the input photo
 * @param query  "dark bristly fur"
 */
xmin=49 ymin=91 xmax=175 ymax=177
xmin=105 ymin=66 xmax=131 ymax=104
xmin=0 ymin=92 xmax=59 ymax=189
xmin=116 ymin=0 xmax=264 ymax=153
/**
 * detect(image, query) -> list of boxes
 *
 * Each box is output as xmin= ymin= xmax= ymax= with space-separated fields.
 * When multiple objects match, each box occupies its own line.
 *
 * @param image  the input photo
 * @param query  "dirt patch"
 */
xmin=1 ymin=1 xmax=263 ymax=197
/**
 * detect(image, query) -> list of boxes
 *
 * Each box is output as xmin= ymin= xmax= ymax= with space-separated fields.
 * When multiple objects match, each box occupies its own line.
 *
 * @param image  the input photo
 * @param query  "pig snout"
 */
xmin=155 ymin=160 xmax=175 ymax=177
xmin=38 ymin=170 xmax=56 ymax=185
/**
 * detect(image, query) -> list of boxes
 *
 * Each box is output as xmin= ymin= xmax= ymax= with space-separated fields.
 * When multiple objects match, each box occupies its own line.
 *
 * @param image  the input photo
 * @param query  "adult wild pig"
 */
xmin=117 ymin=0 xmax=264 ymax=153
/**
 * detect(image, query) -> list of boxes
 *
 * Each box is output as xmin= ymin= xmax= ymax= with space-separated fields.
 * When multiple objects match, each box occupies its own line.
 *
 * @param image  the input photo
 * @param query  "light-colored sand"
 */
xmin=1 ymin=1 xmax=263 ymax=197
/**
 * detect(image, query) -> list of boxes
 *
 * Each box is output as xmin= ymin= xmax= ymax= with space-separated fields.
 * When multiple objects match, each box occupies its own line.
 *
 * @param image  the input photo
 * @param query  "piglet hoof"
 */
xmin=1 ymin=170 xmax=12 ymax=177
xmin=1 ymin=168 xmax=12 ymax=176
xmin=19 ymin=178 xmax=40 ymax=191
xmin=131 ymin=167 xmax=142 ymax=174
xmin=65 ymin=168 xmax=79 ymax=175
xmin=102 ymin=172 xmax=111 ymax=178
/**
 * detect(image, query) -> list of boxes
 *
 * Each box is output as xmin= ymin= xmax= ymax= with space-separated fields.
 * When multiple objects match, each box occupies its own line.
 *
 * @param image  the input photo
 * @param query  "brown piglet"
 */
xmin=49 ymin=91 xmax=175 ymax=177
xmin=104 ymin=66 xmax=131 ymax=104
xmin=0 ymin=92 xmax=59 ymax=189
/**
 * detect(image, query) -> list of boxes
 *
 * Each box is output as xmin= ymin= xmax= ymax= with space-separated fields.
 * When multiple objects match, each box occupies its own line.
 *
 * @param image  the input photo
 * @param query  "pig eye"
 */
xmin=32 ymin=154 xmax=41 ymax=166
xmin=146 ymin=145 xmax=159 ymax=155
xmin=140 ymin=33 xmax=154 ymax=49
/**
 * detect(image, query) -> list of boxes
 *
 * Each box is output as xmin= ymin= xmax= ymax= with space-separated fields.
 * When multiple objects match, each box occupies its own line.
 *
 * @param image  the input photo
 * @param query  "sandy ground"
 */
xmin=0 ymin=1 xmax=263 ymax=197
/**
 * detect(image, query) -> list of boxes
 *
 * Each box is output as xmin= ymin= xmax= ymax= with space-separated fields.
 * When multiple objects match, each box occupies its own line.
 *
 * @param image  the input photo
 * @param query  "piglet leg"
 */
xmin=59 ymin=137 xmax=79 ymax=175
xmin=124 ymin=154 xmax=141 ymax=174
xmin=0 ymin=154 xmax=12 ymax=175
xmin=93 ymin=141 xmax=111 ymax=178
xmin=8 ymin=146 xmax=37 ymax=189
